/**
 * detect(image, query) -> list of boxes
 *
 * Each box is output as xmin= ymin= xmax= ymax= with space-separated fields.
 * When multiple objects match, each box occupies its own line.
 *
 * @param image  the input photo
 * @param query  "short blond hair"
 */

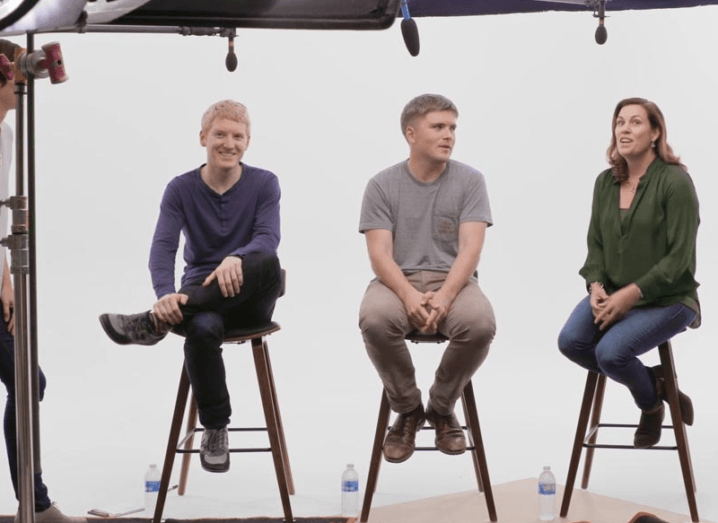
xmin=201 ymin=100 xmax=251 ymax=134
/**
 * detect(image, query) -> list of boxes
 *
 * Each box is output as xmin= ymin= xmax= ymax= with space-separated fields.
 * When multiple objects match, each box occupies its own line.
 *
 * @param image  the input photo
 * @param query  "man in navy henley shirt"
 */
xmin=99 ymin=100 xmax=282 ymax=474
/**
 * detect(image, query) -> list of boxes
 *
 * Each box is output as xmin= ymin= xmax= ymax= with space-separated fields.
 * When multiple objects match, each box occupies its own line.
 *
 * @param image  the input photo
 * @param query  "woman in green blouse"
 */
xmin=558 ymin=97 xmax=700 ymax=449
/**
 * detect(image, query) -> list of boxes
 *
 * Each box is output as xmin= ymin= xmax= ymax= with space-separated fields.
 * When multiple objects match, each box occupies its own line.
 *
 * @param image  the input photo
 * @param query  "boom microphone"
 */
xmin=401 ymin=18 xmax=420 ymax=57
xmin=400 ymin=0 xmax=420 ymax=57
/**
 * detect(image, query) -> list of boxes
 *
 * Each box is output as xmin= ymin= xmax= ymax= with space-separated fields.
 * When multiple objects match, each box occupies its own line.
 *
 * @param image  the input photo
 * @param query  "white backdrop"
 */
xmin=0 ymin=6 xmax=716 ymax=521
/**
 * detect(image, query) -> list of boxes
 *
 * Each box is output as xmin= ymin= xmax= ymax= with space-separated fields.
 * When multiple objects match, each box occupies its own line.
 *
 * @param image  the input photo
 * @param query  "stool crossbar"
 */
xmin=152 ymin=322 xmax=294 ymax=523
xmin=360 ymin=332 xmax=497 ymax=523
xmin=560 ymin=340 xmax=698 ymax=522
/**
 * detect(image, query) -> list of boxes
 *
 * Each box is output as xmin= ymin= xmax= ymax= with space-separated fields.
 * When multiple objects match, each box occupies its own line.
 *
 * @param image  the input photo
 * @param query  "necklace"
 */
xmin=624 ymin=181 xmax=638 ymax=194
xmin=623 ymin=173 xmax=645 ymax=194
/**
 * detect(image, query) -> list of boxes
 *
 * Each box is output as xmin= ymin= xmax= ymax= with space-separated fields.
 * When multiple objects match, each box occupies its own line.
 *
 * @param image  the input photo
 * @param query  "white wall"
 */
xmin=0 ymin=6 xmax=717 ymax=520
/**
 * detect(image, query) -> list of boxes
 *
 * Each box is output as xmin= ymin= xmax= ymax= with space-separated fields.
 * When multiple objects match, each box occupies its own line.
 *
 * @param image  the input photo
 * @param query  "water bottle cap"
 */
xmin=543 ymin=466 xmax=550 ymax=470
xmin=150 ymin=464 xmax=157 ymax=468
xmin=346 ymin=463 xmax=354 ymax=468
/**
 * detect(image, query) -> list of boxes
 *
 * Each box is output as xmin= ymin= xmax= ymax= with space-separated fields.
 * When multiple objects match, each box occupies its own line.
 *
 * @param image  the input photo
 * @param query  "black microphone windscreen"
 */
xmin=226 ymin=52 xmax=238 ymax=72
xmin=401 ymin=18 xmax=420 ymax=57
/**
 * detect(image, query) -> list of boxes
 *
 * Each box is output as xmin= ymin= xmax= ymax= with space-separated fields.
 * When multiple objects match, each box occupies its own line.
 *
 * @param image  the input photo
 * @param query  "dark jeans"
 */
xmin=558 ymin=296 xmax=696 ymax=410
xmin=178 ymin=252 xmax=282 ymax=429
xmin=0 ymin=301 xmax=51 ymax=510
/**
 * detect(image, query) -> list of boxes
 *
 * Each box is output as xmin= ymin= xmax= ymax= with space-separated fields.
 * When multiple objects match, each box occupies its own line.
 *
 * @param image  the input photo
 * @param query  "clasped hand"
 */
xmin=404 ymin=289 xmax=451 ymax=334
xmin=591 ymin=283 xmax=642 ymax=331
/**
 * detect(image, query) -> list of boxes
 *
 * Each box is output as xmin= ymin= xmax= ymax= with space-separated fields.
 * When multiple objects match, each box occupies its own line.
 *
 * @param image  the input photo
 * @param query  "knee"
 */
xmin=248 ymin=252 xmax=280 ymax=277
xmin=185 ymin=313 xmax=225 ymax=349
xmin=359 ymin=309 xmax=404 ymax=346
xmin=259 ymin=252 xmax=280 ymax=273
xmin=38 ymin=371 xmax=46 ymax=402
xmin=453 ymin=314 xmax=496 ymax=348
xmin=557 ymin=328 xmax=576 ymax=358
xmin=595 ymin=346 xmax=628 ymax=375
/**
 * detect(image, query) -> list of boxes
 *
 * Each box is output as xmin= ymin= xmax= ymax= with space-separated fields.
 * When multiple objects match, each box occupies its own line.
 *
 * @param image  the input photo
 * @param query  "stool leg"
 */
xmin=659 ymin=342 xmax=699 ymax=523
xmin=560 ymin=371 xmax=599 ymax=519
xmin=462 ymin=381 xmax=497 ymax=522
xmin=263 ymin=339 xmax=295 ymax=494
xmin=460 ymin=391 xmax=483 ymax=493
xmin=581 ymin=374 xmax=607 ymax=490
xmin=252 ymin=337 xmax=293 ymax=522
xmin=153 ymin=363 xmax=191 ymax=523
xmin=178 ymin=393 xmax=198 ymax=496
xmin=360 ymin=389 xmax=391 ymax=523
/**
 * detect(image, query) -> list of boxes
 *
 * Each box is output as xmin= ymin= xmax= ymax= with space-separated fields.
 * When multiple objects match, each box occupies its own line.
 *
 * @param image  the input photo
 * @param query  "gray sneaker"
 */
xmin=98 ymin=311 xmax=168 ymax=346
xmin=200 ymin=426 xmax=230 ymax=473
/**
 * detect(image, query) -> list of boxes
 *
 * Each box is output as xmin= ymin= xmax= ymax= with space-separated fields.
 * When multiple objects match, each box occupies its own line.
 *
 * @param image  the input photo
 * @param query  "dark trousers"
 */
xmin=0 ymin=301 xmax=51 ymax=510
xmin=178 ymin=252 xmax=282 ymax=429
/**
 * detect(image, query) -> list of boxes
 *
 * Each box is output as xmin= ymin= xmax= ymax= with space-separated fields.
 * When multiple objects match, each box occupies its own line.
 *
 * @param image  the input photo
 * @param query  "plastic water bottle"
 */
xmin=538 ymin=465 xmax=556 ymax=521
xmin=144 ymin=464 xmax=161 ymax=515
xmin=341 ymin=463 xmax=359 ymax=516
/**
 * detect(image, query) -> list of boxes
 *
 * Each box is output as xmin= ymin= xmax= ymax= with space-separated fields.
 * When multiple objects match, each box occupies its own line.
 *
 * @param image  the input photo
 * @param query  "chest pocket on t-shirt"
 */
xmin=433 ymin=213 xmax=459 ymax=247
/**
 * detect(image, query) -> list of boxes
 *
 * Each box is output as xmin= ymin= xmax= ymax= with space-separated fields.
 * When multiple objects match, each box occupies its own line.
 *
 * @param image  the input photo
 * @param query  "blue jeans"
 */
xmin=177 ymin=252 xmax=282 ymax=429
xmin=558 ymin=296 xmax=696 ymax=410
xmin=0 ymin=302 xmax=51 ymax=511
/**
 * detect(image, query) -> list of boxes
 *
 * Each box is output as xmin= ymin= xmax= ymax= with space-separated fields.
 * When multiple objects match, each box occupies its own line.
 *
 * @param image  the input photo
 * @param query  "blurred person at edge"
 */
xmin=0 ymin=39 xmax=87 ymax=523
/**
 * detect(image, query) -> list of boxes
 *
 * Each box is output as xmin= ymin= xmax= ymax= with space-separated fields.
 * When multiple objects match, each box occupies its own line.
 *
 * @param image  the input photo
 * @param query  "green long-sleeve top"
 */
xmin=579 ymin=158 xmax=700 ymax=326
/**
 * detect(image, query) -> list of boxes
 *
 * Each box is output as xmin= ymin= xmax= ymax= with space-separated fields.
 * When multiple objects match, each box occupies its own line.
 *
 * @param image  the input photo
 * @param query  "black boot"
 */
xmin=634 ymin=401 xmax=665 ymax=448
xmin=651 ymin=365 xmax=694 ymax=426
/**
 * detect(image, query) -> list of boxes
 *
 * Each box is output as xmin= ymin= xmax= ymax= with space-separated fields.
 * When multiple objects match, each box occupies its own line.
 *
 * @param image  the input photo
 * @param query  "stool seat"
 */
xmin=404 ymin=331 xmax=448 ymax=343
xmin=171 ymin=321 xmax=281 ymax=341
xmin=224 ymin=322 xmax=281 ymax=341
xmin=360 ymin=331 xmax=497 ymax=522
xmin=560 ymin=340 xmax=698 ymax=522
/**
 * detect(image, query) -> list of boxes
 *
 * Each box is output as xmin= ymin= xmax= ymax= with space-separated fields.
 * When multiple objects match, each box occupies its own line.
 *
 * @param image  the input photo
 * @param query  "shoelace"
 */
xmin=206 ymin=430 xmax=228 ymax=454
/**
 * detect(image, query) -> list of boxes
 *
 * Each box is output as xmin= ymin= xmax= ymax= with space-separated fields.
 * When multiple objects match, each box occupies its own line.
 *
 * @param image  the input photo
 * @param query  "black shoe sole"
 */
xmin=98 ymin=314 xmax=131 ymax=345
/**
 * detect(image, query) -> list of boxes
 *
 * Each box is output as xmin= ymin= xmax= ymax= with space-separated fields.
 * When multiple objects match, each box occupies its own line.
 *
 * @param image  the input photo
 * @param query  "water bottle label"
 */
xmin=145 ymin=481 xmax=160 ymax=493
xmin=539 ymin=483 xmax=556 ymax=495
xmin=342 ymin=480 xmax=358 ymax=493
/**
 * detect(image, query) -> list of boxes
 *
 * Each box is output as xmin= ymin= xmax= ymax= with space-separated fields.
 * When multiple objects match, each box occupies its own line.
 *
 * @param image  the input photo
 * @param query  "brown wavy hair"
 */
xmin=606 ymin=97 xmax=685 ymax=182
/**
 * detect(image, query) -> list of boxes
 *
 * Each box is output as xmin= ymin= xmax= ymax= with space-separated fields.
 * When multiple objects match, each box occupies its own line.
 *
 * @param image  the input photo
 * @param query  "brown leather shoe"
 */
xmin=426 ymin=402 xmax=466 ymax=455
xmin=383 ymin=404 xmax=426 ymax=463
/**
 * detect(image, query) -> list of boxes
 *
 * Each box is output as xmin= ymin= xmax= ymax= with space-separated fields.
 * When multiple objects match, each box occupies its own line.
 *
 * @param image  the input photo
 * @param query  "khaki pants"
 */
xmin=359 ymin=271 xmax=495 ymax=415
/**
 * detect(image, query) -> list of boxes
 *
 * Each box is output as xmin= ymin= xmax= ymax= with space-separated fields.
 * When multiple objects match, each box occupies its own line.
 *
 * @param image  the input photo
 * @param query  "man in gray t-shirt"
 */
xmin=359 ymin=94 xmax=496 ymax=464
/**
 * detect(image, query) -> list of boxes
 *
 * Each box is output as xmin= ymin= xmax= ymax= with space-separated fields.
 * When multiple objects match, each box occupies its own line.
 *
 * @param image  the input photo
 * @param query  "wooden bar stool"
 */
xmin=560 ymin=340 xmax=698 ymax=522
xmin=152 ymin=270 xmax=293 ymax=523
xmin=360 ymin=332 xmax=497 ymax=523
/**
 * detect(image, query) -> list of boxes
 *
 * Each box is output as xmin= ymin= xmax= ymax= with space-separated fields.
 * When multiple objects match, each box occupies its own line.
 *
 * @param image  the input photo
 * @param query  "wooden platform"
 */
xmin=366 ymin=478 xmax=713 ymax=523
